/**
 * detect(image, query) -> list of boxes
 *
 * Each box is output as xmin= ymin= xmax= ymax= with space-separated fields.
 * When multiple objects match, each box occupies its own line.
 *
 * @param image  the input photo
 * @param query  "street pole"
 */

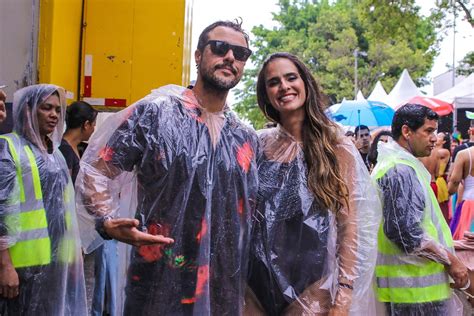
xmin=452 ymin=0 xmax=457 ymax=132
xmin=452 ymin=0 xmax=456 ymax=87
xmin=354 ymin=49 xmax=358 ymax=99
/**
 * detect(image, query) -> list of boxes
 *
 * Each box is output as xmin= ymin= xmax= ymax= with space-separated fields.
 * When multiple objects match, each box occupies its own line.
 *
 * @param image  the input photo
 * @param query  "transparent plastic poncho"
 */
xmin=0 ymin=84 xmax=87 ymax=315
xmin=75 ymin=85 xmax=259 ymax=315
xmin=372 ymin=141 xmax=463 ymax=315
xmin=245 ymin=125 xmax=381 ymax=315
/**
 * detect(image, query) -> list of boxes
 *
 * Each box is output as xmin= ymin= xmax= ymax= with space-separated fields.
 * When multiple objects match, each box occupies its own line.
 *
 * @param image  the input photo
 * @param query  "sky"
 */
xmin=189 ymin=0 xmax=474 ymax=97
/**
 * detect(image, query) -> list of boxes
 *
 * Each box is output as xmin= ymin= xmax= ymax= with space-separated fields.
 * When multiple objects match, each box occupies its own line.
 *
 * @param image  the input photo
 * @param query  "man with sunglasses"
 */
xmin=77 ymin=20 xmax=258 ymax=315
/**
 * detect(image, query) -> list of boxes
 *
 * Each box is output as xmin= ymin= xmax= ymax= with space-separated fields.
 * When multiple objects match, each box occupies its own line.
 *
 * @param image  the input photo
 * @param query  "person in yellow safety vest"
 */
xmin=0 ymin=84 xmax=86 ymax=315
xmin=372 ymin=103 xmax=469 ymax=316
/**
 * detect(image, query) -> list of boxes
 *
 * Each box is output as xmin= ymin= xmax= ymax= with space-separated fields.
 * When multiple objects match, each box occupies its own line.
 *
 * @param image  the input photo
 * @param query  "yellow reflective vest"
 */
xmin=0 ymin=133 xmax=74 ymax=268
xmin=372 ymin=143 xmax=453 ymax=304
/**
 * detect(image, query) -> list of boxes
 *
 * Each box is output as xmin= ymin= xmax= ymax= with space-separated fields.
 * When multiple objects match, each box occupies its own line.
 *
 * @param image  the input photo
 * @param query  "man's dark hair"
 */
xmin=355 ymin=125 xmax=369 ymax=138
xmin=391 ymin=104 xmax=439 ymax=140
xmin=197 ymin=20 xmax=250 ymax=52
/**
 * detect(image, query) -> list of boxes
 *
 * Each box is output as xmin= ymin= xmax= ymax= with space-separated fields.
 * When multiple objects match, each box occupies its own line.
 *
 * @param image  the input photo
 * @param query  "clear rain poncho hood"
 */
xmin=245 ymin=125 xmax=381 ymax=315
xmin=12 ymin=84 xmax=66 ymax=153
xmin=76 ymin=84 xmax=259 ymax=315
xmin=0 ymin=84 xmax=86 ymax=315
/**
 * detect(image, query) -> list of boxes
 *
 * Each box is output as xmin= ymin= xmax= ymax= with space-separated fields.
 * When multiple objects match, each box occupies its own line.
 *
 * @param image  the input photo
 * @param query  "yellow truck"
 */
xmin=0 ymin=0 xmax=193 ymax=132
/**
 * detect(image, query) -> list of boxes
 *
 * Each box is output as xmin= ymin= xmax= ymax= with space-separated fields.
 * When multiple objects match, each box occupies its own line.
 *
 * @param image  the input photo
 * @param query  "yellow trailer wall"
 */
xmin=36 ymin=0 xmax=192 ymax=107
xmin=81 ymin=0 xmax=192 ymax=109
xmin=38 ymin=0 xmax=83 ymax=101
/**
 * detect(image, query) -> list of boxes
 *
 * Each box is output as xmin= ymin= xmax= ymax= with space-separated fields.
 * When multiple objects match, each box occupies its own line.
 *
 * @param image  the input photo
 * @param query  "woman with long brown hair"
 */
xmin=246 ymin=53 xmax=380 ymax=315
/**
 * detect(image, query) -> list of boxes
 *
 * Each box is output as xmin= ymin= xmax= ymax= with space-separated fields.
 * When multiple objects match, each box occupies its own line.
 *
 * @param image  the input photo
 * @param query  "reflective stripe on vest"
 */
xmin=372 ymin=157 xmax=452 ymax=304
xmin=0 ymin=134 xmax=51 ymax=268
xmin=58 ymin=184 xmax=76 ymax=263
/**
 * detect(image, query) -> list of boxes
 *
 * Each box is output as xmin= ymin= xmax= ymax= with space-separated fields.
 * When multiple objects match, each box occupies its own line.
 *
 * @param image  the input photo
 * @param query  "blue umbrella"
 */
xmin=328 ymin=100 xmax=394 ymax=127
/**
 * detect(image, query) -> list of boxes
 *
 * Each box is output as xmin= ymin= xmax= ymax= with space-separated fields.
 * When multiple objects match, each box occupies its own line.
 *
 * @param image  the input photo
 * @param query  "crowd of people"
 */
xmin=0 ymin=19 xmax=472 ymax=316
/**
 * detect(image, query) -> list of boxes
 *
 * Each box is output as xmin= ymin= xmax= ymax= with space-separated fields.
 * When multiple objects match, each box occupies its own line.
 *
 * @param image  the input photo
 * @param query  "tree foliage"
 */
xmin=457 ymin=51 xmax=474 ymax=76
xmin=435 ymin=0 xmax=474 ymax=28
xmin=234 ymin=0 xmax=443 ymax=129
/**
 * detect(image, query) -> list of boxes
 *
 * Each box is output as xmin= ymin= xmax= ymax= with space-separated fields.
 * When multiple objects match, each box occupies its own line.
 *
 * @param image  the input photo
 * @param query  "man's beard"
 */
xmin=200 ymin=63 xmax=241 ymax=92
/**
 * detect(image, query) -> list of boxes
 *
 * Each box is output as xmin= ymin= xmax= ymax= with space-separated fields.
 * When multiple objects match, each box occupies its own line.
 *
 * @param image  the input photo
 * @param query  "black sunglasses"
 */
xmin=205 ymin=40 xmax=252 ymax=62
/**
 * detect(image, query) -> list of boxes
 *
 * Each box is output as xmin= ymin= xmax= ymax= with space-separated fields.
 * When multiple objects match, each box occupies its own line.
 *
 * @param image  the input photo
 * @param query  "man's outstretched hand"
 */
xmin=104 ymin=218 xmax=174 ymax=247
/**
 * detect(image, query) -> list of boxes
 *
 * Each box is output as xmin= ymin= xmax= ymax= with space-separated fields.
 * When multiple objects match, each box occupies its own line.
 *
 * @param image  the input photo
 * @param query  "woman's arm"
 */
xmin=448 ymin=150 xmax=466 ymax=195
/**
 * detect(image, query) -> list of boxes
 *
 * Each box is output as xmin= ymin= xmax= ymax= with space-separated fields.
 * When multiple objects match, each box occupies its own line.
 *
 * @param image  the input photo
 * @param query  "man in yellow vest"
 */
xmin=372 ymin=103 xmax=469 ymax=315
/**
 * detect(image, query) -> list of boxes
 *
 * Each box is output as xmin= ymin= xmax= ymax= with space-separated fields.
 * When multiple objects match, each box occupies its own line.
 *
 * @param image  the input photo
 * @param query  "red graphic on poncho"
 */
xmin=138 ymin=223 xmax=170 ymax=262
xmin=236 ymin=142 xmax=254 ymax=173
xmin=237 ymin=198 xmax=244 ymax=217
xmin=99 ymin=146 xmax=114 ymax=162
xmin=181 ymin=297 xmax=196 ymax=304
xmin=194 ymin=265 xmax=209 ymax=298
xmin=196 ymin=219 xmax=208 ymax=243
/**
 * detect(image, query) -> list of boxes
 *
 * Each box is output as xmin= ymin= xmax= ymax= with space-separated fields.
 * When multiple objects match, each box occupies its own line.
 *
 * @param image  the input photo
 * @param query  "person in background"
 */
xmin=420 ymin=132 xmax=451 ymax=224
xmin=246 ymin=52 xmax=380 ymax=315
xmin=451 ymin=137 xmax=461 ymax=157
xmin=354 ymin=125 xmax=371 ymax=170
xmin=59 ymin=101 xmax=98 ymax=184
xmin=448 ymin=143 xmax=474 ymax=306
xmin=345 ymin=130 xmax=356 ymax=144
xmin=0 ymin=90 xmax=6 ymax=125
xmin=452 ymin=121 xmax=474 ymax=162
xmin=372 ymin=104 xmax=468 ymax=315
xmin=0 ymin=84 xmax=86 ymax=315
xmin=367 ymin=130 xmax=393 ymax=172
xmin=58 ymin=101 xmax=116 ymax=315
xmin=436 ymin=132 xmax=451 ymax=223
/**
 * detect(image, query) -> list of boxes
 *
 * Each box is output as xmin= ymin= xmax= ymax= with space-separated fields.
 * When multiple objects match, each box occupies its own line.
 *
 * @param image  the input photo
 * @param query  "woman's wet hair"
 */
xmin=257 ymin=52 xmax=348 ymax=213
xmin=392 ymin=104 xmax=438 ymax=140
xmin=65 ymin=101 xmax=98 ymax=130
xmin=367 ymin=130 xmax=393 ymax=168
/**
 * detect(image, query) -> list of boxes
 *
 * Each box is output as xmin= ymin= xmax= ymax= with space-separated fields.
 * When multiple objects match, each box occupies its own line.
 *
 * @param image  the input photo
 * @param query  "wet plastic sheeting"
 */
xmin=76 ymin=85 xmax=259 ymax=315
xmin=247 ymin=125 xmax=381 ymax=315
xmin=0 ymin=85 xmax=86 ymax=315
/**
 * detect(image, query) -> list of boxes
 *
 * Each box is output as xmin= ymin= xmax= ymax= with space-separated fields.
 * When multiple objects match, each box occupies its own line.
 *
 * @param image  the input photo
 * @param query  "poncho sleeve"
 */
xmin=332 ymin=138 xmax=382 ymax=313
xmin=0 ymin=138 xmax=20 ymax=250
xmin=377 ymin=164 xmax=425 ymax=253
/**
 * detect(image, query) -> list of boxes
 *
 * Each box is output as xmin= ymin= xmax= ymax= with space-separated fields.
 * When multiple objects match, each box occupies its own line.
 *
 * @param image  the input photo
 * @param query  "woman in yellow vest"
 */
xmin=0 ymin=84 xmax=86 ymax=315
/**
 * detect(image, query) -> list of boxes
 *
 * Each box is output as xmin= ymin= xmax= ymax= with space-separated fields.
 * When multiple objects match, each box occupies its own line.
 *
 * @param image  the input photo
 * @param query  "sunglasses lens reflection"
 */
xmin=208 ymin=40 xmax=251 ymax=62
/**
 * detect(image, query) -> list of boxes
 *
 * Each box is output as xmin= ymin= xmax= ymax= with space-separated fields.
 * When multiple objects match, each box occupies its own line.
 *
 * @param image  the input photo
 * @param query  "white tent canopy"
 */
xmin=356 ymin=90 xmax=365 ymax=100
xmin=367 ymin=81 xmax=389 ymax=103
xmin=435 ymin=73 xmax=474 ymax=106
xmin=387 ymin=69 xmax=422 ymax=108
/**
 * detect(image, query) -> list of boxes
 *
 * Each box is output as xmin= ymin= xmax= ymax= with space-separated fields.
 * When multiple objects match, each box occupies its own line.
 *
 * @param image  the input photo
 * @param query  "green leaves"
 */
xmin=457 ymin=51 xmax=474 ymax=76
xmin=233 ymin=0 xmax=443 ymax=128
